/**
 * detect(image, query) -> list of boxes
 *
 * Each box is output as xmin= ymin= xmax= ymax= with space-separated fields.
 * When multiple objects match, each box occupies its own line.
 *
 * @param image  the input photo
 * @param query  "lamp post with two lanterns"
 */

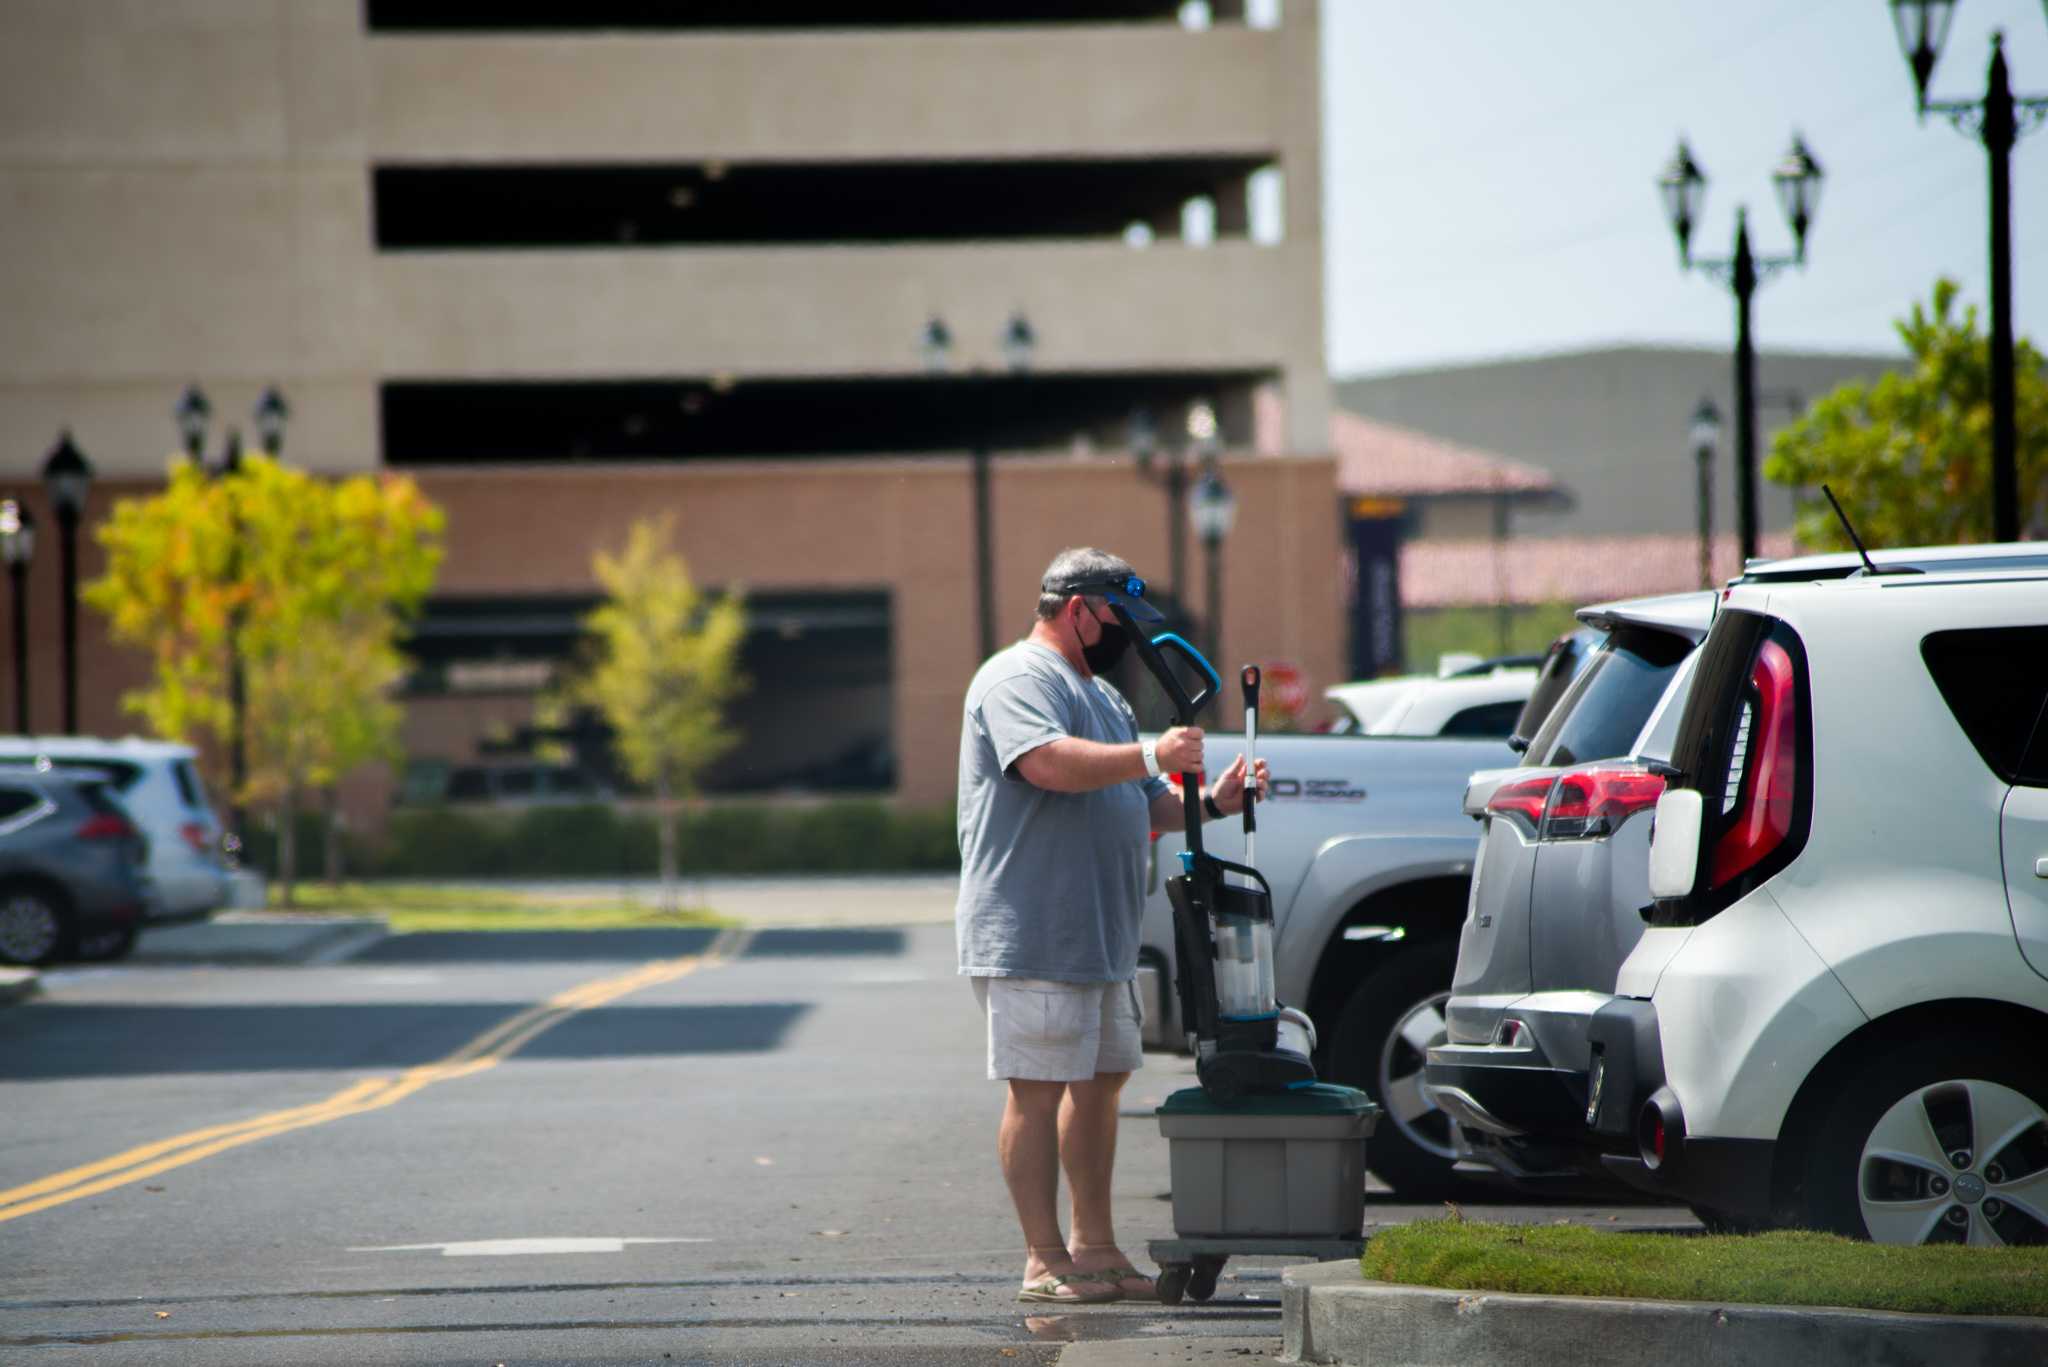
xmin=1129 ymin=398 xmax=1225 ymax=636
xmin=1886 ymin=0 xmax=2048 ymax=542
xmin=1 ymin=500 xmax=33 ymax=734
xmin=921 ymin=314 xmax=1034 ymax=663
xmin=176 ymin=385 xmax=290 ymax=845
xmin=1658 ymin=133 xmax=1824 ymax=565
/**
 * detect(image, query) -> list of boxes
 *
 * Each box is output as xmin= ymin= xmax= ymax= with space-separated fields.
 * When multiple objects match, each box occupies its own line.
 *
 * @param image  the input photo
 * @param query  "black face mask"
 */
xmin=1080 ymin=611 xmax=1131 ymax=675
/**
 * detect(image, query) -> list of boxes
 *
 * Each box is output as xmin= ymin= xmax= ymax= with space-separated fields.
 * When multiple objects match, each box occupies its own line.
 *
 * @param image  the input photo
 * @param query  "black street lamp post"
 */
xmin=922 ymin=315 xmax=1032 ymax=662
xmin=1129 ymin=406 xmax=1185 ymax=625
xmin=1690 ymin=397 xmax=1723 ymax=588
xmin=40 ymin=432 xmax=94 ymax=736
xmin=1659 ymin=134 xmax=1824 ymax=564
xmin=1188 ymin=460 xmax=1237 ymax=663
xmin=1131 ymin=399 xmax=1223 ymax=634
xmin=997 ymin=313 xmax=1035 ymax=661
xmin=219 ymin=426 xmax=248 ymax=847
xmin=1888 ymin=0 xmax=2048 ymax=542
xmin=1 ymin=500 xmax=34 ymax=734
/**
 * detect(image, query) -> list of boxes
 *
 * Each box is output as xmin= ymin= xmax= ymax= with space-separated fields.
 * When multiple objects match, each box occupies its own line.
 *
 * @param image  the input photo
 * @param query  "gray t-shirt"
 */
xmin=955 ymin=641 xmax=1170 ymax=983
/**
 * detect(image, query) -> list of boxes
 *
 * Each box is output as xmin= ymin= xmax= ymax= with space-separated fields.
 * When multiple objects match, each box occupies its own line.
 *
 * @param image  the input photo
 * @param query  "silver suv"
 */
xmin=0 ymin=768 xmax=156 ymax=965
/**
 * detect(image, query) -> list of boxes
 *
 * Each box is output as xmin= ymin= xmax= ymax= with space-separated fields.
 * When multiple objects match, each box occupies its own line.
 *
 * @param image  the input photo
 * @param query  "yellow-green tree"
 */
xmin=86 ymin=453 xmax=444 ymax=900
xmin=1766 ymin=278 xmax=2048 ymax=548
xmin=548 ymin=518 xmax=747 ymax=908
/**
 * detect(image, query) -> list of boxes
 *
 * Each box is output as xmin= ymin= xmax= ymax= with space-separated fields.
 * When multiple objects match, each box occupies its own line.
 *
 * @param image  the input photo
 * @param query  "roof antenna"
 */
xmin=1822 ymin=484 xmax=1918 ymax=577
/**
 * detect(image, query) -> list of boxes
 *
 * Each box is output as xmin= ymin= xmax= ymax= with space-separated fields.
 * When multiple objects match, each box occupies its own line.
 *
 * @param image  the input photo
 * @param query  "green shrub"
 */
xmin=353 ymin=800 xmax=958 ymax=878
xmin=239 ymin=808 xmax=358 ymax=881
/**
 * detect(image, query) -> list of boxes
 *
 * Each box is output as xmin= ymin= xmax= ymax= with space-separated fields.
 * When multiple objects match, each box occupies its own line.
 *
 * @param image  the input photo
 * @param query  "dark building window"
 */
xmin=374 ymin=159 xmax=1271 ymax=251
xmin=403 ymin=591 xmax=896 ymax=796
xmin=380 ymin=373 xmax=1268 ymax=465
xmin=366 ymin=2 xmax=1199 ymax=30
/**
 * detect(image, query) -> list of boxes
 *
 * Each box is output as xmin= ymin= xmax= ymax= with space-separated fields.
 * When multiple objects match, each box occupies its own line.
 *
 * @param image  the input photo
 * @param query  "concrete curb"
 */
xmin=0 ymin=966 xmax=40 ymax=1007
xmin=1054 ymin=1337 xmax=1282 ymax=1364
xmin=1281 ymin=1259 xmax=2048 ymax=1366
xmin=133 ymin=913 xmax=388 ymax=965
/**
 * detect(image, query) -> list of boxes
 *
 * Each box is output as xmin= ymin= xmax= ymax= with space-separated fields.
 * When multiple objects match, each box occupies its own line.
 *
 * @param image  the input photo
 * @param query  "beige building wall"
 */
xmin=5 ymin=2 xmax=1327 ymax=479
xmin=0 ymin=0 xmax=379 ymax=480
xmin=2 ymin=2 xmax=1338 ymax=824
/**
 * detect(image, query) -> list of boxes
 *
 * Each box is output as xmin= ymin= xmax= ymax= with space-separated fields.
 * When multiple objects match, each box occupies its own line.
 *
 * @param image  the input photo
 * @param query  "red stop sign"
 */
xmin=1263 ymin=660 xmax=1309 ymax=716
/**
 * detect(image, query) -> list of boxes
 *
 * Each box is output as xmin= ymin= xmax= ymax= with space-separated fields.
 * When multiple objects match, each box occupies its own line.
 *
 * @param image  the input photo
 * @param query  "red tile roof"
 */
xmin=1400 ymin=532 xmax=1801 ymax=608
xmin=1332 ymin=411 xmax=1559 ymax=497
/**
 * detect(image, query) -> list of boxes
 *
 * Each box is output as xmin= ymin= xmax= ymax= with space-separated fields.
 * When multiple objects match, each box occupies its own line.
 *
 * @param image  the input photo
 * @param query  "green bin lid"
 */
xmin=1157 ymin=1083 xmax=1377 ymax=1117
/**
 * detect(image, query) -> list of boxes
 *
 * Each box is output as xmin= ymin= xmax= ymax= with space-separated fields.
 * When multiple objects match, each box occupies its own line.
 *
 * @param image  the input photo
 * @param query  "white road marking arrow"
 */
xmin=350 ymin=1237 xmax=712 ymax=1256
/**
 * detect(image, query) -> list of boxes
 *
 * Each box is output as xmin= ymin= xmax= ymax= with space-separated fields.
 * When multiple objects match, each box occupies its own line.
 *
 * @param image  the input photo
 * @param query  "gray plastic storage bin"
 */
xmin=1157 ymin=1084 xmax=1377 ymax=1238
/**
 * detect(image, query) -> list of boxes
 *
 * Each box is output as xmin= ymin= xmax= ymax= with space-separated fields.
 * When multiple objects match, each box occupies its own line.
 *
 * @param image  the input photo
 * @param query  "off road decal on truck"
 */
xmin=1269 ymin=777 xmax=1367 ymax=802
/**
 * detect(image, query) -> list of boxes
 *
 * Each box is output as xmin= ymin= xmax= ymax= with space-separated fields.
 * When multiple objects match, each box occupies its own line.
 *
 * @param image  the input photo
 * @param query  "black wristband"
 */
xmin=1202 ymin=792 xmax=1223 ymax=821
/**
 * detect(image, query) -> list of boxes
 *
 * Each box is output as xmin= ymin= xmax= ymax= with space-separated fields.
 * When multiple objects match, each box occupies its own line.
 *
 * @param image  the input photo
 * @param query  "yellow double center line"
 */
xmin=0 ymin=927 xmax=748 ymax=1225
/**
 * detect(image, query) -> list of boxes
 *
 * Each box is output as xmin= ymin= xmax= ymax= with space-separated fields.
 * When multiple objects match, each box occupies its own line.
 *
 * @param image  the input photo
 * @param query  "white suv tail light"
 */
xmin=1707 ymin=638 xmax=1800 ymax=890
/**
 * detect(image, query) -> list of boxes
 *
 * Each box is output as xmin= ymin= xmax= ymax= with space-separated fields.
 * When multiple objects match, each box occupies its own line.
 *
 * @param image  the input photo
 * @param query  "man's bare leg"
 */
xmin=1060 ymin=1070 xmax=1151 ymax=1295
xmin=1002 ymin=1079 xmax=1114 ymax=1296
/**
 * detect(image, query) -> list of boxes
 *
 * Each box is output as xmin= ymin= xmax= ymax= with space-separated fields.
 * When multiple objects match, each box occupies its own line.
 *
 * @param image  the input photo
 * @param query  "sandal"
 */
xmin=1017 ymin=1271 xmax=1121 ymax=1304
xmin=1086 ymin=1264 xmax=1157 ymax=1301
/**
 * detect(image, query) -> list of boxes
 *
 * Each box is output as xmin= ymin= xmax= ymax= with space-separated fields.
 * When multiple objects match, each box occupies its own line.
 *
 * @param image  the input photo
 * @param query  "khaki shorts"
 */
xmin=972 ymin=976 xmax=1145 ymax=1082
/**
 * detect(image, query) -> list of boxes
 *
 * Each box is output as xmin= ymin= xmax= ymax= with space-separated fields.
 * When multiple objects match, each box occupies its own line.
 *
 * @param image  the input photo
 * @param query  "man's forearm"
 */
xmin=1014 ymin=737 xmax=1147 ymax=793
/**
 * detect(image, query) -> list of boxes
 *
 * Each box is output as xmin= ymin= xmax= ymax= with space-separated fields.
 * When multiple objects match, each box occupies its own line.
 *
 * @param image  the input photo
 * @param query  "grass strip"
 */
xmin=276 ymin=883 xmax=731 ymax=934
xmin=1364 ymin=1219 xmax=2048 ymax=1318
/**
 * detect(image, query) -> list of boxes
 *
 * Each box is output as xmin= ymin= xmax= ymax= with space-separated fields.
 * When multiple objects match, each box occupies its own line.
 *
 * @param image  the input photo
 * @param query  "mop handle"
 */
xmin=1241 ymin=664 xmax=1260 ymax=871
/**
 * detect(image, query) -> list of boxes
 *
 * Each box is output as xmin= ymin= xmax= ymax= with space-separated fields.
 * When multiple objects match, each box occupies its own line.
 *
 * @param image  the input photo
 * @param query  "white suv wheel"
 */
xmin=1858 ymin=1078 xmax=2048 ymax=1247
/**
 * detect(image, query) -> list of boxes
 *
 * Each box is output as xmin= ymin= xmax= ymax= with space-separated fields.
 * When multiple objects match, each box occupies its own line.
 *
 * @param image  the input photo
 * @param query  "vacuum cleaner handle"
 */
xmin=1240 ymin=665 xmax=1260 ymax=845
xmin=1134 ymin=630 xmax=1221 ymax=726
xmin=1109 ymin=603 xmax=1222 ymax=858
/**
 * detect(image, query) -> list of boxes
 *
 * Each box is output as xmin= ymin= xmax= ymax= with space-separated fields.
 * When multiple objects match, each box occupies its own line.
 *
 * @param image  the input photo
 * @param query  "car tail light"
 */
xmin=1540 ymin=763 xmax=1667 ymax=840
xmin=78 ymin=814 xmax=136 ymax=841
xmin=181 ymin=821 xmax=212 ymax=854
xmin=1708 ymin=639 xmax=1798 ymax=889
xmin=1485 ymin=774 xmax=1555 ymax=833
xmin=1640 ymin=1106 xmax=1666 ymax=1167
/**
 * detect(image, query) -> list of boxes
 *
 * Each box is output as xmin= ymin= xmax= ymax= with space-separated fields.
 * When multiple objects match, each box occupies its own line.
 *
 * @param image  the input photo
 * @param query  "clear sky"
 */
xmin=1321 ymin=0 xmax=2048 ymax=377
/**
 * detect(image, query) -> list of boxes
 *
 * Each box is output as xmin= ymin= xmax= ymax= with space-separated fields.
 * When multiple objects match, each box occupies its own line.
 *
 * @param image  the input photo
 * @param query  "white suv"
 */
xmin=1596 ymin=567 xmax=2048 ymax=1245
xmin=0 ymin=737 xmax=231 ymax=922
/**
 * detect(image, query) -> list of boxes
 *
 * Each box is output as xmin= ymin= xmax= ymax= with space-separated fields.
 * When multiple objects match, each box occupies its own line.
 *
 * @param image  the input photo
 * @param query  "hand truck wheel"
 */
xmin=1155 ymin=1262 xmax=1191 ymax=1306
xmin=1186 ymin=1255 xmax=1224 ymax=1302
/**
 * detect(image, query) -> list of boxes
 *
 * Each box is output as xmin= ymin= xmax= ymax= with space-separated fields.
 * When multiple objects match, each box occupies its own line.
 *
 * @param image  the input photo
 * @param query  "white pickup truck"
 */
xmin=1137 ymin=654 xmax=1585 ymax=1197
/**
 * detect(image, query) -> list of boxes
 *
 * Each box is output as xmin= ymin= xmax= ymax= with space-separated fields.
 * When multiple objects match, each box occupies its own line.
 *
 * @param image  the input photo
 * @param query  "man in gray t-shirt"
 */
xmin=957 ymin=547 xmax=1266 ymax=1304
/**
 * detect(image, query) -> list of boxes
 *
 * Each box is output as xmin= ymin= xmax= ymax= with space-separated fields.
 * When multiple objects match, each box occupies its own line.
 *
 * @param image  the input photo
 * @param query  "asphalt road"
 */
xmin=0 ymin=904 xmax=1695 ymax=1365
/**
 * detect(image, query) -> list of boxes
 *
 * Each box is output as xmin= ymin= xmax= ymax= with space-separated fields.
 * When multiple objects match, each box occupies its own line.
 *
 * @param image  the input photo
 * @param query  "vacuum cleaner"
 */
xmin=1093 ymin=576 xmax=1314 ymax=1101
xmin=1089 ymin=574 xmax=1379 ymax=1307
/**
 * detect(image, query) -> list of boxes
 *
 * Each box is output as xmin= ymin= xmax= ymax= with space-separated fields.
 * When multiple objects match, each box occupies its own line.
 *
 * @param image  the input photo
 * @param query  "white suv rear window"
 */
xmin=1920 ymin=627 xmax=2048 ymax=786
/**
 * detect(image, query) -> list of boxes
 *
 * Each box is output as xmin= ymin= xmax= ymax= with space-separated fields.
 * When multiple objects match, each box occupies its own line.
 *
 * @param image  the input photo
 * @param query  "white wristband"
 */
xmin=1140 ymin=737 xmax=1162 ymax=778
